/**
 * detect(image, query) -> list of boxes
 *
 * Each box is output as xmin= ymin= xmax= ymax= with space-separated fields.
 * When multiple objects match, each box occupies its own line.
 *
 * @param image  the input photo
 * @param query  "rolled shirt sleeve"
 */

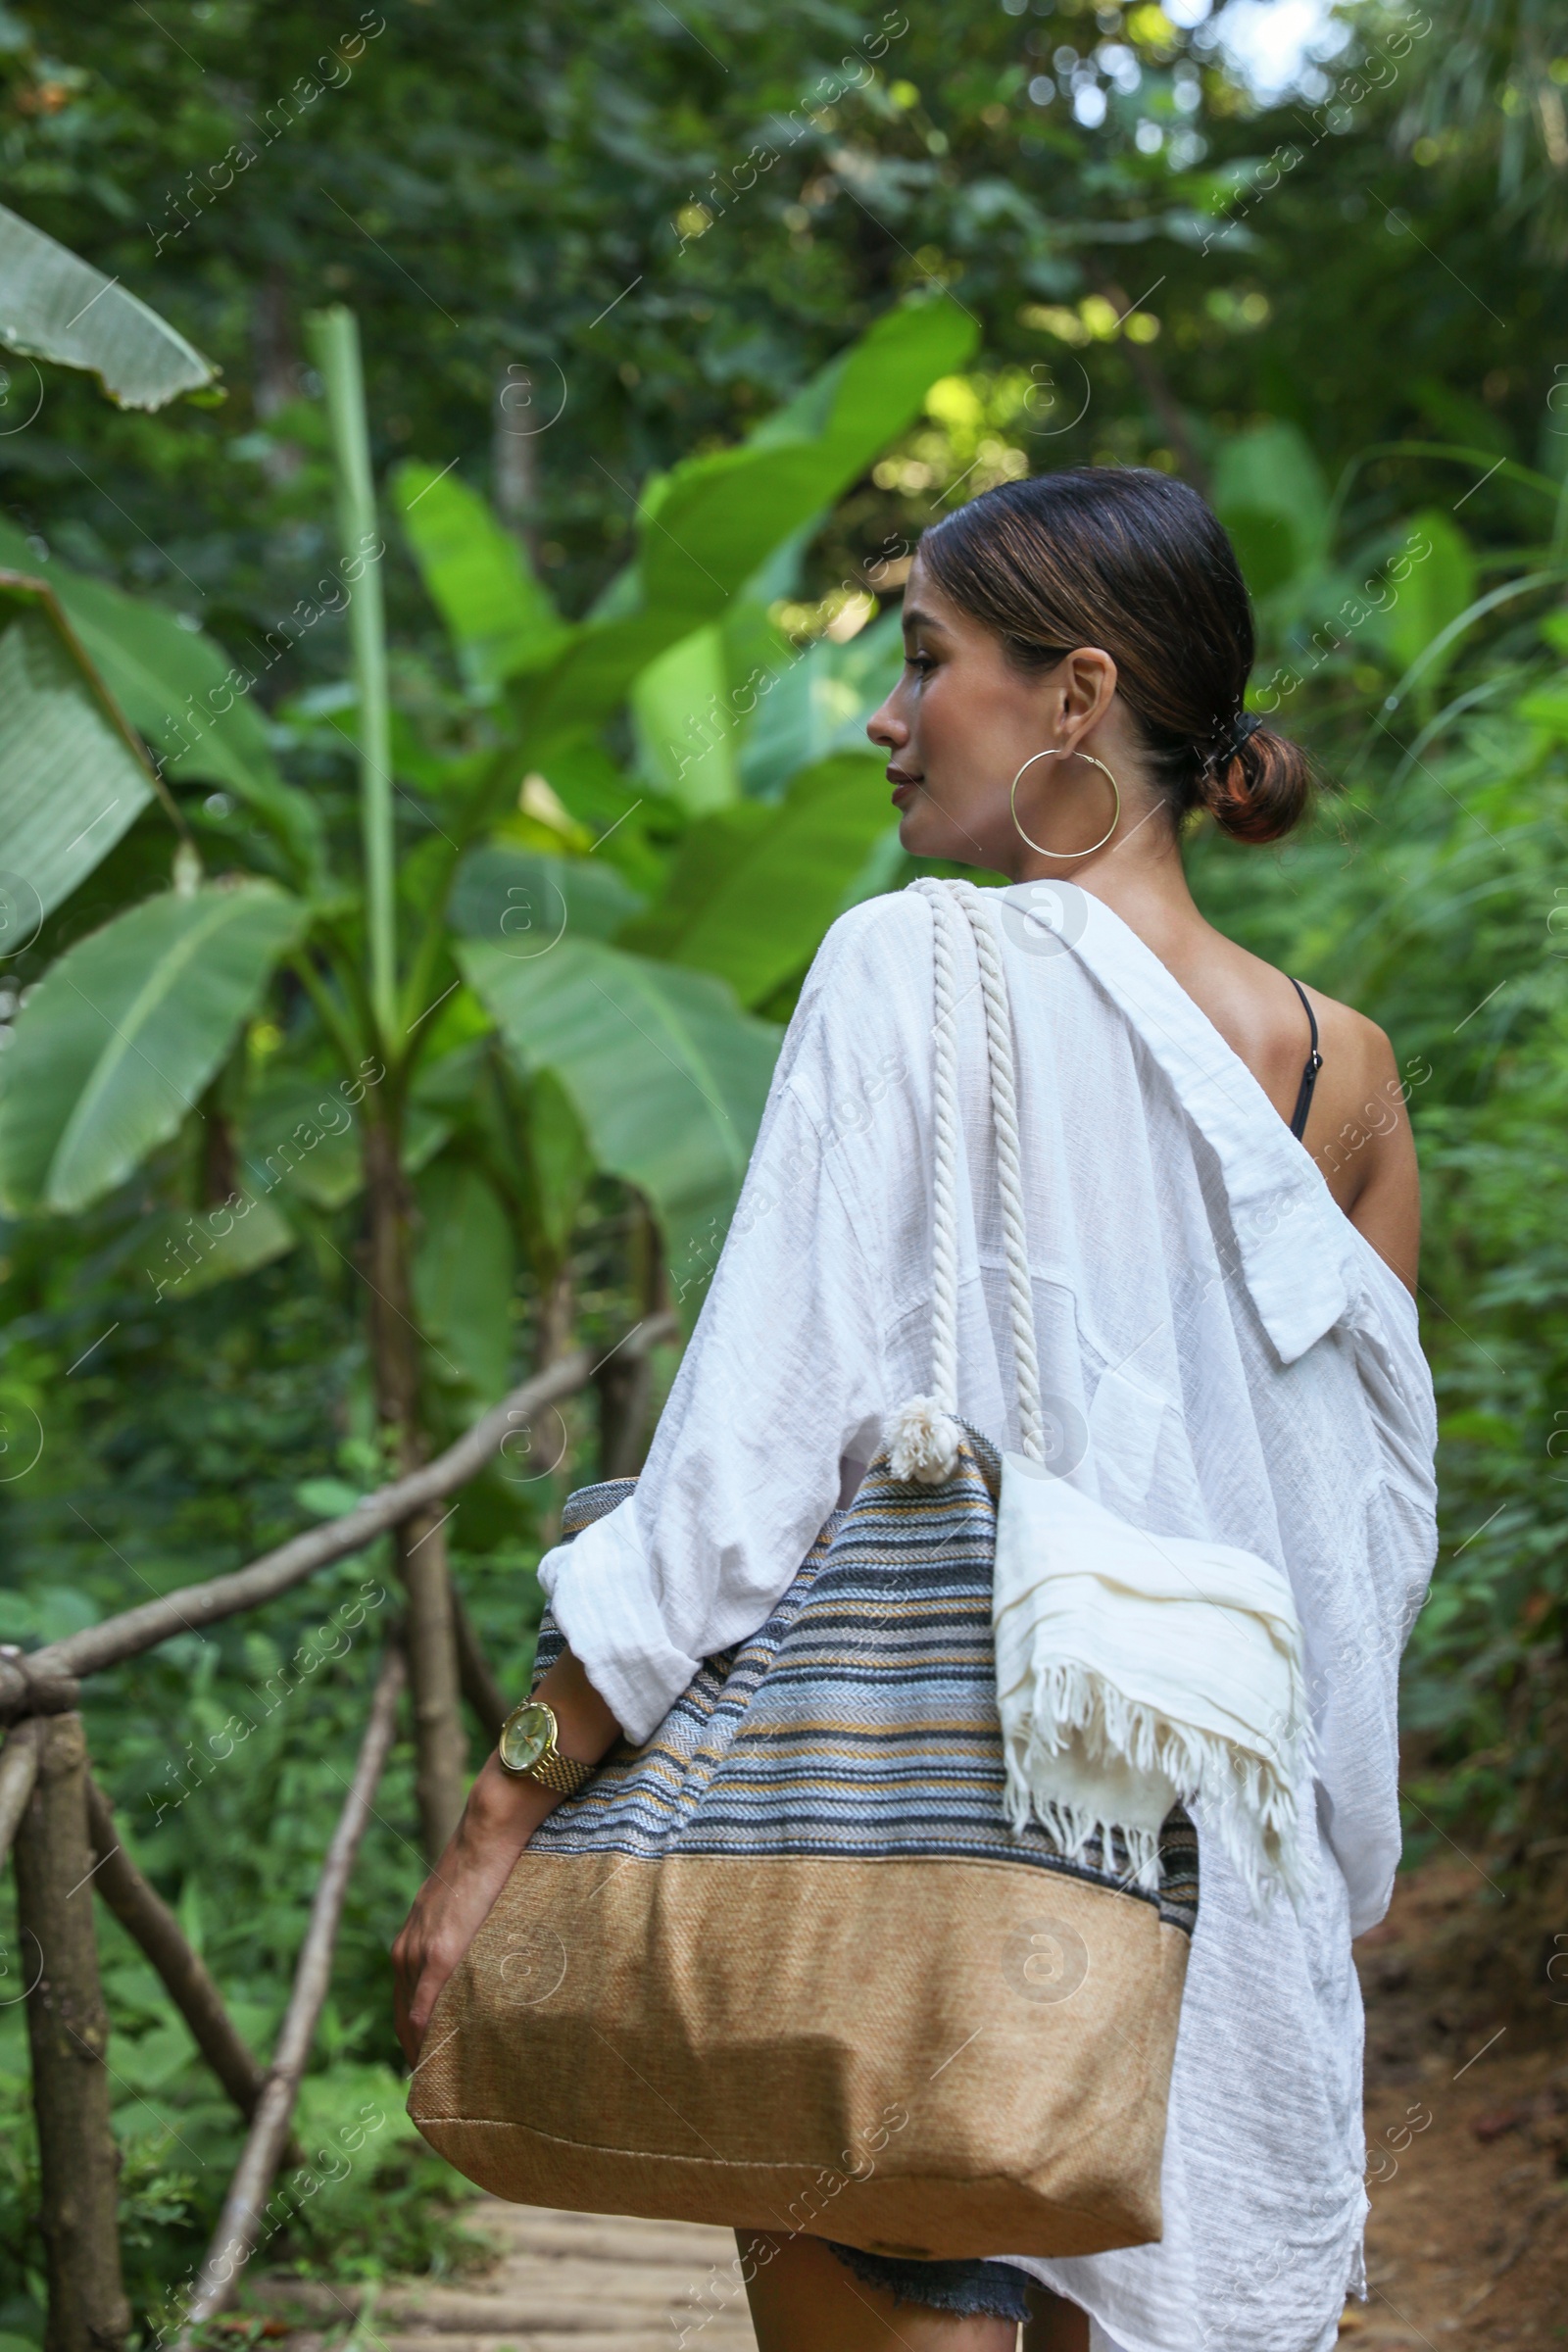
xmin=536 ymin=910 xmax=916 ymax=1741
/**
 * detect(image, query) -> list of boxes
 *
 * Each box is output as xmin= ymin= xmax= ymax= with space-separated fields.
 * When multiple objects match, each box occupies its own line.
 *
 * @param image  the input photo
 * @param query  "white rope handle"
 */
xmin=927 ymin=882 xmax=962 ymax=1420
xmin=951 ymin=881 xmax=1046 ymax=1460
xmin=894 ymin=880 xmax=1045 ymax=1476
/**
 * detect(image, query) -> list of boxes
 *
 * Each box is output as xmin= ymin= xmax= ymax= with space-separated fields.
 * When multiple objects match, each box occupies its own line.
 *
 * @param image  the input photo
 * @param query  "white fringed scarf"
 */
xmin=993 ymin=1467 xmax=1312 ymax=1906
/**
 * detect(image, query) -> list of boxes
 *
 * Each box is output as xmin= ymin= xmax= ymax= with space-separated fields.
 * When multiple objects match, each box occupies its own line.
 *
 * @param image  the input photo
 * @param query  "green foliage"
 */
xmin=514 ymin=1068 xmax=596 ymax=1275
xmin=392 ymin=464 xmax=572 ymax=695
xmin=239 ymin=1069 xmax=366 ymax=1214
xmin=521 ymin=298 xmax=977 ymax=748
xmin=0 ymin=883 xmax=304 ymax=1214
xmin=136 ymin=1193 xmax=298 ymax=1302
xmin=413 ymin=1155 xmax=516 ymax=1404
xmin=449 ymin=849 xmax=644 ymax=947
xmin=740 ymin=611 xmax=906 ymax=800
xmin=0 ymin=199 xmax=214 ymax=410
xmin=631 ymin=625 xmax=743 ymax=811
xmin=0 ymin=584 xmax=159 ymax=921
xmin=461 ymin=936 xmax=779 ymax=1317
xmin=1212 ymin=420 xmax=1332 ymax=599
xmin=621 ymin=752 xmax=896 ymax=1007
xmin=0 ymin=1258 xmax=520 ymax=2337
xmin=0 ymin=282 xmax=958 ymax=1327
xmin=639 ymin=301 xmax=978 ymax=625
xmin=1370 ymin=507 xmax=1480 ymax=690
xmin=0 ymin=515 xmax=299 ymax=833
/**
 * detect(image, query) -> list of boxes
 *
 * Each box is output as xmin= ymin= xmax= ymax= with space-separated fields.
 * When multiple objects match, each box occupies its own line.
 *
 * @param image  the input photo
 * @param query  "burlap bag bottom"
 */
xmin=411 ymin=1850 xmax=1189 ymax=2259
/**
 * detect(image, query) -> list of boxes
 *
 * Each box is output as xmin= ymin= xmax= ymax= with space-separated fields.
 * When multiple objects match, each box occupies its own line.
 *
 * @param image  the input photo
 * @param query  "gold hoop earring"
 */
xmin=1009 ymin=747 xmax=1121 ymax=859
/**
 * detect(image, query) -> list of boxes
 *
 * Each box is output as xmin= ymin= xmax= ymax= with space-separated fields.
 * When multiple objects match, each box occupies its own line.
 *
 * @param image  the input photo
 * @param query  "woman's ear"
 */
xmin=1060 ymin=648 xmax=1118 ymax=735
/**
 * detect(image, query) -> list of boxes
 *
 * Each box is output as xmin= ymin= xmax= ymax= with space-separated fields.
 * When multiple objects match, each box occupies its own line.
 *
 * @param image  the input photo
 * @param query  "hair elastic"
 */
xmin=1208 ymin=710 xmax=1263 ymax=770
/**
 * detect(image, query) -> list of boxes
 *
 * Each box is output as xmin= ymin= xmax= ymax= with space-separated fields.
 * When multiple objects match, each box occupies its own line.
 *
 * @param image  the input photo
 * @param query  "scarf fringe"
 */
xmin=1004 ymin=1656 xmax=1318 ymax=1912
xmin=887 ymin=1395 xmax=962 ymax=1486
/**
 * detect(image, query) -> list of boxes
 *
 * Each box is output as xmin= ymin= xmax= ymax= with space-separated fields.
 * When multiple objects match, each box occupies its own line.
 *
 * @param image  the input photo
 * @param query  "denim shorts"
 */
xmin=825 ymin=2238 xmax=1034 ymax=2323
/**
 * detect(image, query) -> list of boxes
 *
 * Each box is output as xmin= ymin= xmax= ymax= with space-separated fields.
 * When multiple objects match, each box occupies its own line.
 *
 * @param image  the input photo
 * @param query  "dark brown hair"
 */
xmin=918 ymin=466 xmax=1311 ymax=845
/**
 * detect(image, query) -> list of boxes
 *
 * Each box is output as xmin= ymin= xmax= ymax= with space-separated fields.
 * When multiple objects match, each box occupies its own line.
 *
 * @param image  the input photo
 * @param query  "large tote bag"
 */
xmin=411 ymin=881 xmax=1198 ymax=2262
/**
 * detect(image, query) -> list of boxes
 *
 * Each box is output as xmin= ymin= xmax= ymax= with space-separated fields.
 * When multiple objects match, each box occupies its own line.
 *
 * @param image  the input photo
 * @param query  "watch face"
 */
xmin=499 ymin=1701 xmax=553 ymax=1775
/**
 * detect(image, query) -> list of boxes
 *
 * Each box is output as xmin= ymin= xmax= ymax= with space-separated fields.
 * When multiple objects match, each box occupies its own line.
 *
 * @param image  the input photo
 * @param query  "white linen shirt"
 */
xmin=538 ymin=880 xmax=1439 ymax=2352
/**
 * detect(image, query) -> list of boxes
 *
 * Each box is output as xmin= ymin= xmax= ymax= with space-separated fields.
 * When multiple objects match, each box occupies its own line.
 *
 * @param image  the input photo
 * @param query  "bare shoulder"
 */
xmin=1298 ymin=983 xmax=1420 ymax=1291
xmin=1301 ymin=983 xmax=1399 ymax=1112
xmin=1114 ymin=911 xmax=1421 ymax=1289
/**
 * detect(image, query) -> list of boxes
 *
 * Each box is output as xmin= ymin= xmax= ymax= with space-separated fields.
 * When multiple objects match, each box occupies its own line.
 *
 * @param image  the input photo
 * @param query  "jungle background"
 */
xmin=0 ymin=0 xmax=1565 ymax=2336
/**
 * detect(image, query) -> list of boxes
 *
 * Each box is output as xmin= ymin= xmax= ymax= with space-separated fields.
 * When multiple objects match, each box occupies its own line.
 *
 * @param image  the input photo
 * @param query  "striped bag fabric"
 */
xmin=411 ymin=881 xmax=1198 ymax=2261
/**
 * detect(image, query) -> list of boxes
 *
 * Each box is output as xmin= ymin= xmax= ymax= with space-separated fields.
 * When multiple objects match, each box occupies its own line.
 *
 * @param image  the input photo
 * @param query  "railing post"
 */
xmin=12 ymin=1712 xmax=129 ymax=2352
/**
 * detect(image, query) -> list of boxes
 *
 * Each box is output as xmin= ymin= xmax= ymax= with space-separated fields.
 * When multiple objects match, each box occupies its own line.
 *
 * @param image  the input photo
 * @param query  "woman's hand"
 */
xmin=392 ymin=1755 xmax=550 ymax=2066
xmin=391 ymin=1646 xmax=623 ymax=2067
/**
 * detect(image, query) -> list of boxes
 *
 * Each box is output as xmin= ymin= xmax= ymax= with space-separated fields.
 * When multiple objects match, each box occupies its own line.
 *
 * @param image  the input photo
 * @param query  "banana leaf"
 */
xmin=0 ymin=881 xmax=304 ymax=1214
xmin=461 ymin=933 xmax=779 ymax=1324
xmin=392 ymin=462 xmax=573 ymax=693
xmin=0 ymin=574 xmax=164 ymax=925
xmin=524 ymin=296 xmax=977 ymax=744
xmin=413 ymin=1154 xmax=517 ymax=1400
xmin=0 ymin=200 xmax=216 ymax=410
xmin=620 ymin=751 xmax=896 ymax=1006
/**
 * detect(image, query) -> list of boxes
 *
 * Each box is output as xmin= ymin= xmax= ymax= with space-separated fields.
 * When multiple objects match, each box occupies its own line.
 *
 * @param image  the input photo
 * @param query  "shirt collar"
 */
xmin=1000 ymin=881 xmax=1356 ymax=1365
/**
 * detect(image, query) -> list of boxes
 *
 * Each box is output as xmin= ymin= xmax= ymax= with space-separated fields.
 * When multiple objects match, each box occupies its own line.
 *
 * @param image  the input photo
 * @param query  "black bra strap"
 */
xmin=1288 ymin=977 xmax=1322 ymax=1142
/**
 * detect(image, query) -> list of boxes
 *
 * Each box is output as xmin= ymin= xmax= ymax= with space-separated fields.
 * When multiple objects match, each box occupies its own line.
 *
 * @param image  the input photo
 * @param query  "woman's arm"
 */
xmin=1310 ymin=1009 xmax=1421 ymax=1295
xmin=391 ymin=1645 xmax=620 ymax=2063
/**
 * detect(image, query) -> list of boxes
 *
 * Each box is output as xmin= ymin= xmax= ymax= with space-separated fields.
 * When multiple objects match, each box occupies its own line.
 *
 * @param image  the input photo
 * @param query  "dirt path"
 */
xmin=1352 ymin=1859 xmax=1568 ymax=2350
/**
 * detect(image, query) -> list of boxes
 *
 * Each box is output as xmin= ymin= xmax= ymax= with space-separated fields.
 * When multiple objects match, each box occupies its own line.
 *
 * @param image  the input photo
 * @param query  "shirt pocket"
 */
xmin=1087 ymin=1363 xmax=1170 ymax=1520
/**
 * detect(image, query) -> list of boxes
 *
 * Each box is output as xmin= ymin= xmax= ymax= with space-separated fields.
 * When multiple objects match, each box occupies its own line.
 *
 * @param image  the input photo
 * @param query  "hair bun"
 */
xmin=1200 ymin=719 xmax=1313 ymax=845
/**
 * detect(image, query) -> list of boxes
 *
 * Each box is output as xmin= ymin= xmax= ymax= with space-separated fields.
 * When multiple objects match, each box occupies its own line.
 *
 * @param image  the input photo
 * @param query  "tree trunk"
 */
xmin=596 ymin=1203 xmax=665 ymax=1478
xmin=252 ymin=262 xmax=303 ymax=485
xmin=595 ymin=1347 xmax=652 ymax=1480
xmin=536 ymin=1259 xmax=575 ymax=1366
xmin=533 ymin=1263 xmax=576 ymax=1549
xmin=452 ymin=1592 xmax=509 ymax=1743
xmin=1094 ymin=276 xmax=1211 ymax=497
xmin=197 ymin=1079 xmax=237 ymax=1209
xmin=398 ymin=1502 xmax=466 ymax=1855
xmin=362 ymin=1116 xmax=466 ymax=1861
xmin=13 ymin=1714 xmax=130 ymax=2352
xmin=493 ymin=363 xmax=541 ymax=562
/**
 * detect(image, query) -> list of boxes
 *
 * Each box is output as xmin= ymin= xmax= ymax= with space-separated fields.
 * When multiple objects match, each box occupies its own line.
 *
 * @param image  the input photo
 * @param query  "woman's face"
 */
xmin=865 ymin=550 xmax=1137 ymax=877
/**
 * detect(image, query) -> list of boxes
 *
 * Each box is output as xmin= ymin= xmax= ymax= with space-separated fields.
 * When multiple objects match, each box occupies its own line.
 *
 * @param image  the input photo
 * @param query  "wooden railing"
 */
xmin=0 ymin=1312 xmax=676 ymax=2352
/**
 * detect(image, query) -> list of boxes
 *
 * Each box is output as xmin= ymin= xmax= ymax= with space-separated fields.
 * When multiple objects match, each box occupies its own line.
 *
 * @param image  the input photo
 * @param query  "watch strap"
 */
xmin=527 ymin=1746 xmax=595 ymax=1796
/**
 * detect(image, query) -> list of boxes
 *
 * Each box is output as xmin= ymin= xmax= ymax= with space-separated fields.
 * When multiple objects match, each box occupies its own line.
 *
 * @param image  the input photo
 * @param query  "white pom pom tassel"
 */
xmin=887 ymin=1395 xmax=962 ymax=1486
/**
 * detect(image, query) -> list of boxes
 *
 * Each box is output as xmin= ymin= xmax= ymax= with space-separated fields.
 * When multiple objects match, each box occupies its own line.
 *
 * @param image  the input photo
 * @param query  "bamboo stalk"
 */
xmin=13 ymin=1714 xmax=130 ymax=2352
xmin=0 ymin=1717 xmax=41 ymax=1864
xmin=83 ymin=1774 xmax=267 ymax=2121
xmin=306 ymin=305 xmax=397 ymax=1046
xmin=173 ymin=1645 xmax=407 ymax=2341
xmin=0 ymin=1313 xmax=676 ymax=1717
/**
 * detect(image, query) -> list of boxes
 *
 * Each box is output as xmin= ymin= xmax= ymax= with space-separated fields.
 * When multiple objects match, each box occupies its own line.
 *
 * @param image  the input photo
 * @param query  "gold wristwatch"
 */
xmin=497 ymin=1698 xmax=594 ymax=1795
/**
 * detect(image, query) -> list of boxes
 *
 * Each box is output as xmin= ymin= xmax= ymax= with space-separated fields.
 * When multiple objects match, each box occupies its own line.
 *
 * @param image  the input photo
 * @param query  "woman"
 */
xmin=394 ymin=468 xmax=1438 ymax=2352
